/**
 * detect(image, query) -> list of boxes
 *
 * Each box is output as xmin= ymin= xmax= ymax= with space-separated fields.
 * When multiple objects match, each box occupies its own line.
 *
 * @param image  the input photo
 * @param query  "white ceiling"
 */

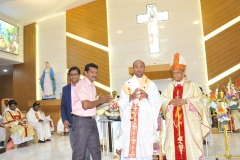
xmin=0 ymin=0 xmax=93 ymax=25
xmin=0 ymin=0 xmax=94 ymax=76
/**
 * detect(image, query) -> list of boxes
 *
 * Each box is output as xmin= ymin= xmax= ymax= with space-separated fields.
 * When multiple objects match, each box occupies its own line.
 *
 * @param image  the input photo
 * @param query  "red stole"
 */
xmin=128 ymin=103 xmax=139 ymax=158
xmin=7 ymin=111 xmax=28 ymax=137
xmin=8 ymin=111 xmax=21 ymax=121
xmin=173 ymin=84 xmax=187 ymax=160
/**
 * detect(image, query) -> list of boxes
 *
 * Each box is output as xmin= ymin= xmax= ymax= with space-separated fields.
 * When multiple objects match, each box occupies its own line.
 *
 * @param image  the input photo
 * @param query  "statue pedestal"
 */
xmin=28 ymin=99 xmax=61 ymax=132
xmin=42 ymin=95 xmax=56 ymax=100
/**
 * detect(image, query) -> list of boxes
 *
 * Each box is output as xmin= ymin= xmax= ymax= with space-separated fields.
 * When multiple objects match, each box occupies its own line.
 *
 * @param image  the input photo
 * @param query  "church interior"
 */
xmin=0 ymin=0 xmax=240 ymax=159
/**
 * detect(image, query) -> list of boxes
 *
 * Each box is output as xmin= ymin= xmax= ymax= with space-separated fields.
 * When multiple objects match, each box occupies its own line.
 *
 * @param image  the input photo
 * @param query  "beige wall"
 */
xmin=107 ymin=0 xmax=208 ymax=92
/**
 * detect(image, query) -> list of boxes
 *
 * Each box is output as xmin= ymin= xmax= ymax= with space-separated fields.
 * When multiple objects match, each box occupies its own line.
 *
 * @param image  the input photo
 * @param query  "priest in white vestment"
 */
xmin=118 ymin=60 xmax=162 ymax=160
xmin=39 ymin=106 xmax=54 ymax=132
xmin=27 ymin=101 xmax=51 ymax=143
xmin=161 ymin=53 xmax=210 ymax=160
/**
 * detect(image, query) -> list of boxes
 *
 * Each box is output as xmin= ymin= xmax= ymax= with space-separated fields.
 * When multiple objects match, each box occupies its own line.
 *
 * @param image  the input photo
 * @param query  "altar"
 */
xmin=28 ymin=99 xmax=61 ymax=132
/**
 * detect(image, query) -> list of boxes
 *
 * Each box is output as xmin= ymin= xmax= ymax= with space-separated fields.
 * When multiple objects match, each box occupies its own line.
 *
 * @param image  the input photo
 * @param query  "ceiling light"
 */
xmin=159 ymin=26 xmax=165 ymax=29
xmin=3 ymin=69 xmax=7 ymax=72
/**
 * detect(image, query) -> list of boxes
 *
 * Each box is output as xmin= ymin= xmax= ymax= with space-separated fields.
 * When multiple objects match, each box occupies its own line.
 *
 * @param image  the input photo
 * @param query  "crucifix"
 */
xmin=136 ymin=4 xmax=169 ymax=54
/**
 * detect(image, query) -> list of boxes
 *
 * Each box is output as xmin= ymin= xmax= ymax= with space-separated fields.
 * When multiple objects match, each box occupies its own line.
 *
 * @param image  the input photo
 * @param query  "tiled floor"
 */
xmin=0 ymin=132 xmax=239 ymax=160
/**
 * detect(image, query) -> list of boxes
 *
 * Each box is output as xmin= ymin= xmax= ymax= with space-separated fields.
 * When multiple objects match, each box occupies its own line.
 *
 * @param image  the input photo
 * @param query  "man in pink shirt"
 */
xmin=72 ymin=63 xmax=113 ymax=160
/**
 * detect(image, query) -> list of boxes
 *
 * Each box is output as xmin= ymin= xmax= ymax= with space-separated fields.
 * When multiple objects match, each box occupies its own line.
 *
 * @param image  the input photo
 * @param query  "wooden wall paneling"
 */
xmin=201 ymin=0 xmax=240 ymax=88
xmin=68 ymin=10 xmax=107 ymax=25
xmin=66 ymin=0 xmax=108 ymax=46
xmin=129 ymin=64 xmax=172 ymax=80
xmin=66 ymin=76 xmax=110 ymax=96
xmin=200 ymin=0 xmax=240 ymax=35
xmin=13 ymin=23 xmax=36 ymax=112
xmin=0 ymin=75 xmax=13 ymax=114
xmin=210 ymin=70 xmax=240 ymax=92
xmin=205 ymin=22 xmax=240 ymax=80
xmin=67 ymin=0 xmax=110 ymax=94
xmin=96 ymin=86 xmax=110 ymax=96
xmin=67 ymin=56 xmax=110 ymax=79
xmin=0 ymin=75 xmax=13 ymax=99
xmin=67 ymin=37 xmax=110 ymax=87
xmin=67 ymin=38 xmax=109 ymax=65
xmin=67 ymin=18 xmax=107 ymax=34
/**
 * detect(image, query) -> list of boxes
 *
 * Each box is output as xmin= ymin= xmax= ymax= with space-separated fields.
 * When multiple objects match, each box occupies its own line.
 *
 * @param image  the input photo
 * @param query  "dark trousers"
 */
xmin=72 ymin=116 xmax=101 ymax=160
xmin=69 ymin=128 xmax=90 ymax=160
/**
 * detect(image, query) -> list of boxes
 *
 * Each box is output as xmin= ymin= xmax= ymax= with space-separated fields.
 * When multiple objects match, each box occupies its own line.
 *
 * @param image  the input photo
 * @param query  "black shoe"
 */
xmin=46 ymin=139 xmax=51 ymax=141
xmin=233 ymin=130 xmax=240 ymax=133
xmin=38 ymin=140 xmax=45 ymax=143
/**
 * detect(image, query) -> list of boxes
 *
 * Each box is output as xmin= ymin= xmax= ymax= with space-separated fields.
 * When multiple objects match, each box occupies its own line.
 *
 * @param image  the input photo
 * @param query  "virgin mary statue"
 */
xmin=39 ymin=61 xmax=56 ymax=99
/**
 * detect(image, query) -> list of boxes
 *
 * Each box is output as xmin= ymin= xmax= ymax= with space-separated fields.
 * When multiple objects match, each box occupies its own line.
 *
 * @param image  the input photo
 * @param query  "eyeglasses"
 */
xmin=172 ymin=71 xmax=183 ymax=75
xmin=69 ymin=74 xmax=79 ymax=77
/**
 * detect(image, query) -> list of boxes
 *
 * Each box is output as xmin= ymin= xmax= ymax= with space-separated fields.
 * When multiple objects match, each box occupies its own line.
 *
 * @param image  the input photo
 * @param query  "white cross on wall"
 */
xmin=136 ymin=4 xmax=169 ymax=54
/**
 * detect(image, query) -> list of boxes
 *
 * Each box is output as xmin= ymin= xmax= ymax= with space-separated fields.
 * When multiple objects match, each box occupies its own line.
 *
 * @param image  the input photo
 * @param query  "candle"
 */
xmin=220 ymin=91 xmax=224 ymax=99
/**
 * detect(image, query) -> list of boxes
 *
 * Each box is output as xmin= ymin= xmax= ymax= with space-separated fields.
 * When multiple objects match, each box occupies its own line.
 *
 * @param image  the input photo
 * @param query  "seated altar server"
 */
xmin=27 ymin=101 xmax=51 ymax=143
xmin=39 ymin=106 xmax=54 ymax=132
xmin=3 ymin=100 xmax=34 ymax=147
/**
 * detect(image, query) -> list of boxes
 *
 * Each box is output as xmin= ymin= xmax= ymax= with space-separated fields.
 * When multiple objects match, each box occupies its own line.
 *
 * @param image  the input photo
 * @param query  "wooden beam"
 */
xmin=129 ymin=64 xmax=172 ymax=80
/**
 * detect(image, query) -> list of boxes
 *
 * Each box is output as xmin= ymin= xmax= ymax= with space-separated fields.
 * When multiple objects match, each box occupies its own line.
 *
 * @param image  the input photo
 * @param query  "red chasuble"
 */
xmin=173 ymin=84 xmax=187 ymax=160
